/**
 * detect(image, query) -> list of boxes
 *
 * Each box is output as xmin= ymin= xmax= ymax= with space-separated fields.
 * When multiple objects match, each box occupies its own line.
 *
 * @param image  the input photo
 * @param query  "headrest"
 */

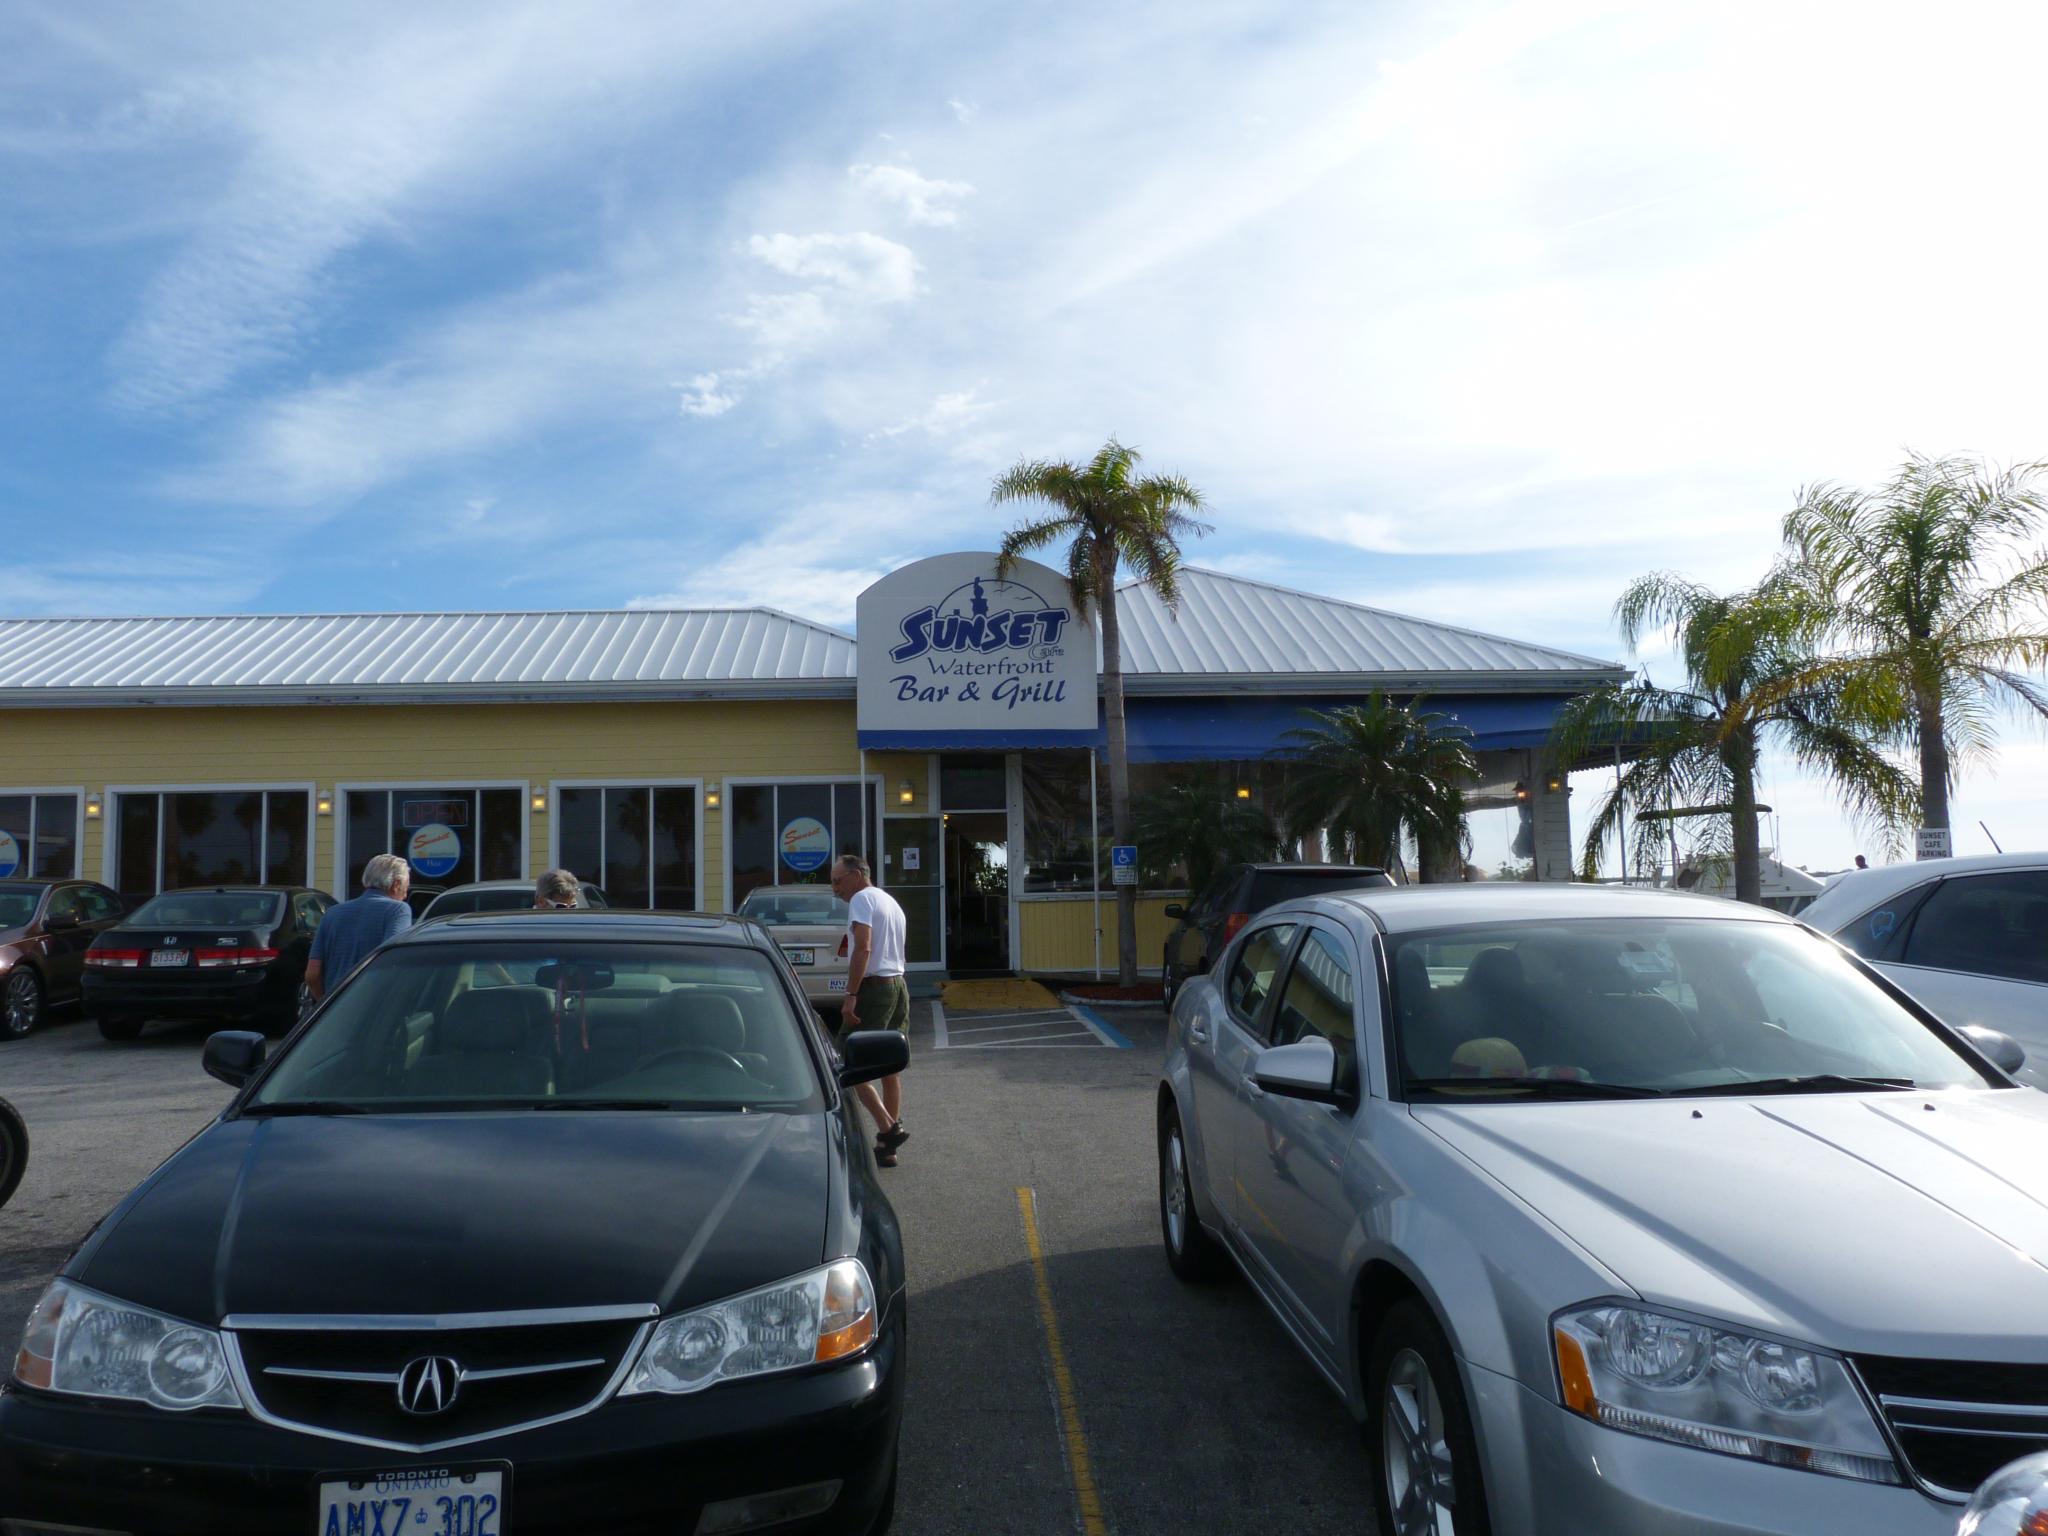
xmin=648 ymin=991 xmax=746 ymax=1054
xmin=585 ymin=1017 xmax=644 ymax=1054
xmin=1465 ymin=947 xmax=1524 ymax=991
xmin=442 ymin=988 xmax=549 ymax=1053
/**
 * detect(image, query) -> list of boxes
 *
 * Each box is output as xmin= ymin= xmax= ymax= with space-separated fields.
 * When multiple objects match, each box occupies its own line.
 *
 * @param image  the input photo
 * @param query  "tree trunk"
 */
xmin=1727 ymin=729 xmax=1763 ymax=906
xmin=1100 ymin=554 xmax=1138 ymax=987
xmin=1916 ymin=686 xmax=1950 ymax=834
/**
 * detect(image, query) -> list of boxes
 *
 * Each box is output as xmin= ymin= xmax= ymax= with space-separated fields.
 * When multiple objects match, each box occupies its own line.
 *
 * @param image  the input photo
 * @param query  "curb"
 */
xmin=1056 ymin=991 xmax=1163 ymax=1012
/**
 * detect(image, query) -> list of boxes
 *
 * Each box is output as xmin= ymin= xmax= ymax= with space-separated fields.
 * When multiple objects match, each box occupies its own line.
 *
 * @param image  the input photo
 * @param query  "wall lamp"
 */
xmin=530 ymin=792 xmax=548 ymax=813
xmin=705 ymin=785 xmax=722 ymax=810
xmin=1235 ymin=785 xmax=1252 ymax=800
xmin=898 ymin=781 xmax=915 ymax=806
xmin=84 ymin=794 xmax=102 ymax=820
xmin=315 ymin=792 xmax=333 ymax=817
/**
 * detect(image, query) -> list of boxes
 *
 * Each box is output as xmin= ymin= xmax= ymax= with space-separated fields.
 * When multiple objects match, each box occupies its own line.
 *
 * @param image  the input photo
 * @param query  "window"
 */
xmin=557 ymin=785 xmax=700 ymax=909
xmin=1902 ymin=873 xmax=2048 ymax=985
xmin=77 ymin=887 xmax=123 ymax=923
xmin=727 ymin=783 xmax=878 ymax=909
xmin=1273 ymin=929 xmax=1357 ymax=1049
xmin=1833 ymin=883 xmax=1936 ymax=962
xmin=1226 ymin=923 xmax=1296 ymax=1031
xmin=1019 ymin=753 xmax=1291 ymax=893
xmin=293 ymin=893 xmax=327 ymax=931
xmin=111 ymin=791 xmax=312 ymax=899
xmin=46 ymin=886 xmax=83 ymax=922
xmin=342 ymin=788 xmax=524 ymax=894
xmin=0 ymin=793 xmax=80 ymax=880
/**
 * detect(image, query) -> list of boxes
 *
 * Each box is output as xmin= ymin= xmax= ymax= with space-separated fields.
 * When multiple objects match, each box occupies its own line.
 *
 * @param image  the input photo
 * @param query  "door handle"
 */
xmin=1244 ymin=1081 xmax=1266 ymax=1101
xmin=1189 ymin=1024 xmax=1209 ymax=1044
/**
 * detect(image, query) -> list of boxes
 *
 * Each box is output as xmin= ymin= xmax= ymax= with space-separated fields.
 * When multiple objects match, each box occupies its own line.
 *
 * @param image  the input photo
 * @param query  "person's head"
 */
xmin=1854 ymin=854 xmax=1869 ymax=869
xmin=362 ymin=853 xmax=411 ymax=900
xmin=534 ymin=868 xmax=580 ymax=909
xmin=829 ymin=854 xmax=871 ymax=898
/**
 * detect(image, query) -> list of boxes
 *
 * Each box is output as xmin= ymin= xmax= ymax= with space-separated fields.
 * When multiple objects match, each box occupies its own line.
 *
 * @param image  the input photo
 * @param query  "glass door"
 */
xmin=943 ymin=812 xmax=1010 ymax=972
xmin=883 ymin=817 xmax=942 ymax=966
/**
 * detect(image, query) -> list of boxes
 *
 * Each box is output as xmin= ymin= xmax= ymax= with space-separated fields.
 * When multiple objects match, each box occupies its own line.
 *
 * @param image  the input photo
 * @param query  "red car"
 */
xmin=0 ymin=879 xmax=127 ymax=1039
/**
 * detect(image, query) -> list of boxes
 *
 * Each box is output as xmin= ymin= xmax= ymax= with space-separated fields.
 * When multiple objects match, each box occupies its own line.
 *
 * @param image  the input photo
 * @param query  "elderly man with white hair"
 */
xmin=304 ymin=853 xmax=412 ymax=1002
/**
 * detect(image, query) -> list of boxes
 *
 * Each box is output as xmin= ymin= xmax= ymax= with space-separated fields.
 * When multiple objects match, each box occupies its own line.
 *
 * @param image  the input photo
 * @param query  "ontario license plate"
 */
xmin=151 ymin=949 xmax=188 ymax=967
xmin=783 ymin=948 xmax=815 ymax=966
xmin=316 ymin=1465 xmax=506 ymax=1535
xmin=826 ymin=977 xmax=848 ymax=992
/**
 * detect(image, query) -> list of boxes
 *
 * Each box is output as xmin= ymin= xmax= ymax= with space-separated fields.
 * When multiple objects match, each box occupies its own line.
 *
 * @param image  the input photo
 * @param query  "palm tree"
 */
xmin=993 ymin=438 xmax=1211 ymax=986
xmin=1280 ymin=694 xmax=1476 ymax=877
xmin=1551 ymin=572 xmax=1915 ymax=903
xmin=1777 ymin=454 xmax=2048 ymax=840
xmin=1132 ymin=775 xmax=1280 ymax=895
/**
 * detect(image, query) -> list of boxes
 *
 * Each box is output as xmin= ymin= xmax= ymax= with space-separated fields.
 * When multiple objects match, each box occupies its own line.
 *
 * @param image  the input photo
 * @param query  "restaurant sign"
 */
xmin=856 ymin=552 xmax=1102 ymax=749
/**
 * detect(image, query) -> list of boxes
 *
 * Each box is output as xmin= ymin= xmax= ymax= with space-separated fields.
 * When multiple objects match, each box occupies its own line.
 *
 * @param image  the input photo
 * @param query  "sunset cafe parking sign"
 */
xmin=856 ymin=552 xmax=1102 ymax=750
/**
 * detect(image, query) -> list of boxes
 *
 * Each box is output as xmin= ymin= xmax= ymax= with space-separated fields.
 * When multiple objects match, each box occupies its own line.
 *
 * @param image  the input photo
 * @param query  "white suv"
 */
xmin=1798 ymin=853 xmax=2048 ymax=1087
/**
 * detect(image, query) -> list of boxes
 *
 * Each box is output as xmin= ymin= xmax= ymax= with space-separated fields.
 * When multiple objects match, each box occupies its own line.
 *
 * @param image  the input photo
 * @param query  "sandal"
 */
xmin=874 ymin=1143 xmax=898 ymax=1168
xmin=878 ymin=1121 xmax=910 ymax=1150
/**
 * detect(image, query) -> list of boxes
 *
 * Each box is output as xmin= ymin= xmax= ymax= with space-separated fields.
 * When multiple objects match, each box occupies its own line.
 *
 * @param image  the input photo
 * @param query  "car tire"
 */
xmin=1161 ymin=955 xmax=1179 ymax=1014
xmin=0 ymin=1098 xmax=24 ymax=1211
xmin=1367 ymin=1298 xmax=1492 ymax=1536
xmin=1158 ymin=1104 xmax=1225 ymax=1281
xmin=96 ymin=1013 xmax=144 ymax=1042
xmin=3 ymin=970 xmax=43 ymax=1039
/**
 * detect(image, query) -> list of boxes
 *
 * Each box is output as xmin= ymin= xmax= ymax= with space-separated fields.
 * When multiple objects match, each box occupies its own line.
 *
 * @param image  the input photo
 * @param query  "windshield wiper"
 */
xmin=1676 ymin=1074 xmax=1918 ymax=1097
xmin=533 ymin=1098 xmax=689 ymax=1111
xmin=240 ymin=1100 xmax=370 ymax=1117
xmin=1404 ymin=1077 xmax=1666 ymax=1100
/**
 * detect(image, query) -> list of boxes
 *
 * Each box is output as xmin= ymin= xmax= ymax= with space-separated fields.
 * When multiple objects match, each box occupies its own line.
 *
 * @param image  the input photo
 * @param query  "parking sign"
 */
xmin=1110 ymin=844 xmax=1138 ymax=887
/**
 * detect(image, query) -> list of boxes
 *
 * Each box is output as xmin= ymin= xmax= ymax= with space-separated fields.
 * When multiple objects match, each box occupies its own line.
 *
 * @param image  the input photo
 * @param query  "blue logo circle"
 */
xmin=408 ymin=822 xmax=462 ymax=880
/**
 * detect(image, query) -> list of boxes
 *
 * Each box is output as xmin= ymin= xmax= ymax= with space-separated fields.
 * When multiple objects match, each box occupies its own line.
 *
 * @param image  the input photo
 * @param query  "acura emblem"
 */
xmin=396 ymin=1355 xmax=461 ymax=1415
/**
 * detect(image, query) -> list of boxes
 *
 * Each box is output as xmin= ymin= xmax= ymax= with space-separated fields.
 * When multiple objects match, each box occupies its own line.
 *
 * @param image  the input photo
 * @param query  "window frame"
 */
xmin=1897 ymin=869 xmax=2048 ymax=986
xmin=336 ymin=781 xmax=531 ymax=899
xmin=103 ymin=783 xmax=317 ymax=896
xmin=1269 ymin=921 xmax=1364 ymax=1054
xmin=1223 ymin=919 xmax=1302 ymax=1042
xmin=0 ymin=787 xmax=84 ymax=880
xmin=718 ymin=776 xmax=882 ymax=913
xmin=1830 ymin=880 xmax=1939 ymax=963
xmin=546 ymin=777 xmax=705 ymax=911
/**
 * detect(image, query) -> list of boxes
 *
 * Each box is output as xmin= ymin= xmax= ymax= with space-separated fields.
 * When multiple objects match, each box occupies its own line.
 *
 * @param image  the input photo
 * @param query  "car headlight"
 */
xmin=620 ymin=1259 xmax=877 ymax=1396
xmin=1553 ymin=1303 xmax=1900 ymax=1485
xmin=13 ymin=1279 xmax=243 ymax=1412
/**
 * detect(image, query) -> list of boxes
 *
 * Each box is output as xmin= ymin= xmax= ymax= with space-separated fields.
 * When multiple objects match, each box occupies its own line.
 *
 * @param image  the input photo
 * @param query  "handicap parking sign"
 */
xmin=1111 ymin=844 xmax=1137 ymax=887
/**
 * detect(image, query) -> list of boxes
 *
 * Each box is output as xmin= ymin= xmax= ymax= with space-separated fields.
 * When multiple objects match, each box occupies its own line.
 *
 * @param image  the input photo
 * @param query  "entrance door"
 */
xmin=944 ymin=812 xmax=1010 ymax=973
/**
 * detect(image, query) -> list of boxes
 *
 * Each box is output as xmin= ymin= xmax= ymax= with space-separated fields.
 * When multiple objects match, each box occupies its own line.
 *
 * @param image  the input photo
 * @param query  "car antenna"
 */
xmin=1979 ymin=820 xmax=2004 ymax=854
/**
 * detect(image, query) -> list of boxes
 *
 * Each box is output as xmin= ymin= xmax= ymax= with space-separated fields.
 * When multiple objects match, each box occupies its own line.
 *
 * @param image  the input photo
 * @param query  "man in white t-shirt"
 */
xmin=830 ymin=854 xmax=911 ymax=1166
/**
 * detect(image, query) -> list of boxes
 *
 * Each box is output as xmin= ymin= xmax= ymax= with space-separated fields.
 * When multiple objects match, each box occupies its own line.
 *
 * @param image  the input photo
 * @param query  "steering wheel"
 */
xmin=638 ymin=1046 xmax=752 ymax=1078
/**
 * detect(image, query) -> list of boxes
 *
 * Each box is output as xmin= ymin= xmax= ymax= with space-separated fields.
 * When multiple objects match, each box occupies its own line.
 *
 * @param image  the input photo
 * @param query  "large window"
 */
xmin=1019 ymin=753 xmax=1289 ymax=893
xmin=111 ymin=790 xmax=312 ymax=900
xmin=729 ymin=782 xmax=878 ymax=909
xmin=1901 ymin=872 xmax=2048 ymax=986
xmin=343 ymin=788 xmax=523 ymax=895
xmin=557 ymin=784 xmax=699 ymax=909
xmin=0 ymin=793 xmax=80 ymax=880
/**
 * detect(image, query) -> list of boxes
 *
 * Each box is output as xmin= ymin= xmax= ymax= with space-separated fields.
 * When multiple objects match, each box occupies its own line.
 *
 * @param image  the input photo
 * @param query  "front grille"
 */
xmin=1855 ymin=1355 xmax=2048 ymax=1498
xmin=232 ymin=1316 xmax=648 ymax=1449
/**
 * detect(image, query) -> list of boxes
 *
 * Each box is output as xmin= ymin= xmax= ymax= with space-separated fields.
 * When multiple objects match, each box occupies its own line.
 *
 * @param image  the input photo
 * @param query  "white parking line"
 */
xmin=931 ymin=998 xmax=949 ymax=1049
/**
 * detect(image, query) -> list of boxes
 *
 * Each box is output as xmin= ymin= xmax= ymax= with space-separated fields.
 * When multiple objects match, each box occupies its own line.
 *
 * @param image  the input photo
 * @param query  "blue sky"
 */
xmin=5 ymin=0 xmax=2046 ymax=870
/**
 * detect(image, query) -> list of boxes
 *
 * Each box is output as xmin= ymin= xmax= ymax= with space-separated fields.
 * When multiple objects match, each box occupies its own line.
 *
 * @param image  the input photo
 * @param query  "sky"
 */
xmin=4 ymin=0 xmax=2046 ymax=873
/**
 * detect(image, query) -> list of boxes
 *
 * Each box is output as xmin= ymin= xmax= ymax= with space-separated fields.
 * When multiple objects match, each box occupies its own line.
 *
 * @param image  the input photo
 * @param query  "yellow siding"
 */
xmin=0 ymin=701 xmax=871 ymax=908
xmin=1018 ymin=896 xmax=1180 ymax=974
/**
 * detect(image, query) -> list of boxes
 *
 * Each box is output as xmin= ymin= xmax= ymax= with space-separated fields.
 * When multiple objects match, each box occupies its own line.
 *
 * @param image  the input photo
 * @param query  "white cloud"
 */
xmin=947 ymin=97 xmax=976 ymax=124
xmin=849 ymin=162 xmax=974 ymax=227
xmin=874 ymin=386 xmax=993 ymax=439
xmin=744 ymin=232 xmax=921 ymax=303
xmin=678 ymin=372 xmax=739 ymax=418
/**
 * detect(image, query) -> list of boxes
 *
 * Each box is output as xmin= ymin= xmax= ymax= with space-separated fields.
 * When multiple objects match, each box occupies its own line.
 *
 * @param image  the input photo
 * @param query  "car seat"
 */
xmin=644 ymin=990 xmax=748 ymax=1061
xmin=1395 ymin=946 xmax=1464 ymax=1078
xmin=408 ymin=988 xmax=554 ymax=1097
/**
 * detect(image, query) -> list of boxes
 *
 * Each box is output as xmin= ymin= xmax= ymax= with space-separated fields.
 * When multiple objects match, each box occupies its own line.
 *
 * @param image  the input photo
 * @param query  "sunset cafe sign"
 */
xmin=856 ymin=552 xmax=1103 ymax=749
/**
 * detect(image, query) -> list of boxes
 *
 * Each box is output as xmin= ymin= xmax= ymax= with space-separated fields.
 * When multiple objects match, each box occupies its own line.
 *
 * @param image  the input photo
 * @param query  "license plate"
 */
xmin=151 ymin=949 xmax=188 ymax=968
xmin=783 ymin=948 xmax=815 ymax=966
xmin=316 ymin=1465 xmax=506 ymax=1535
xmin=826 ymin=977 xmax=848 ymax=992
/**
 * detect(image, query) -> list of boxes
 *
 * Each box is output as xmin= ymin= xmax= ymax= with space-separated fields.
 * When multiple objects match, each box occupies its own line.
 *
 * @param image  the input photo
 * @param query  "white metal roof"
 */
xmin=0 ymin=609 xmax=858 ymax=706
xmin=0 ymin=568 xmax=1621 ymax=706
xmin=1114 ymin=568 xmax=1623 ymax=693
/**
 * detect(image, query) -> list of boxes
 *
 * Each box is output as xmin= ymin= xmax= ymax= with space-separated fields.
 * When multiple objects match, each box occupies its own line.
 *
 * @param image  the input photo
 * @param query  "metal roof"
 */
xmin=1114 ymin=568 xmax=1624 ymax=693
xmin=0 ymin=609 xmax=858 ymax=706
xmin=0 ymin=569 xmax=1621 ymax=707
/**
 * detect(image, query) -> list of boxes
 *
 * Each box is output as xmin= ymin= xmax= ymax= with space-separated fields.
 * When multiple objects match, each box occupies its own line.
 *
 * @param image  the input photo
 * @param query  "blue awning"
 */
xmin=1114 ymin=693 xmax=1573 ymax=762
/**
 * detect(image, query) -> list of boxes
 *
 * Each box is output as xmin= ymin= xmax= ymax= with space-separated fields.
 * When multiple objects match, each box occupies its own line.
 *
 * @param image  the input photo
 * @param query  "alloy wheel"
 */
xmin=2 ymin=973 xmax=39 ymax=1038
xmin=1382 ymin=1347 xmax=1458 ymax=1536
xmin=1162 ymin=1126 xmax=1189 ymax=1253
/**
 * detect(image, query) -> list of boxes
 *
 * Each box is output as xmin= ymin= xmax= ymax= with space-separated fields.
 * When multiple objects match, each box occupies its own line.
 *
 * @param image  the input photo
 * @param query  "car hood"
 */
xmin=73 ymin=1110 xmax=830 ymax=1325
xmin=1416 ymin=1089 xmax=2048 ymax=1358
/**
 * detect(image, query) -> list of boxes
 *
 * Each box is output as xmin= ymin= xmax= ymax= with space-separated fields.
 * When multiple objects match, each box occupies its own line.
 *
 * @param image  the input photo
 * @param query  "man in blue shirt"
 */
xmin=306 ymin=854 xmax=413 ymax=1001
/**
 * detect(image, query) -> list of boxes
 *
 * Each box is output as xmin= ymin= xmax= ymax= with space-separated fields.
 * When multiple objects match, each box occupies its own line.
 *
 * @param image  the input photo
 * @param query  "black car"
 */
xmin=2 ymin=910 xmax=907 ymax=1536
xmin=0 ymin=878 xmax=127 ymax=1039
xmin=1160 ymin=862 xmax=1394 ymax=1010
xmin=82 ymin=885 xmax=334 ymax=1041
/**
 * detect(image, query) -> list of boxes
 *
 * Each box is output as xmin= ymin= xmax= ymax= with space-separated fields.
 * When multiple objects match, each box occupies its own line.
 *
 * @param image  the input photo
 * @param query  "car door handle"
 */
xmin=1189 ymin=1024 xmax=1209 ymax=1043
xmin=1244 ymin=1080 xmax=1266 ymax=1101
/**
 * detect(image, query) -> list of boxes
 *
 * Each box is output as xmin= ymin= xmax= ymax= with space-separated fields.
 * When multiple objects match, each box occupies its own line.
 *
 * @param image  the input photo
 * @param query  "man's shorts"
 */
xmin=855 ymin=975 xmax=910 ymax=1034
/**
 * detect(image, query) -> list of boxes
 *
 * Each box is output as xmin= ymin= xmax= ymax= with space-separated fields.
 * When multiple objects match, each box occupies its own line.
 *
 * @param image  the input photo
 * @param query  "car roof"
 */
xmin=390 ymin=909 xmax=767 ymax=948
xmin=136 ymin=884 xmax=305 ymax=895
xmin=429 ymin=880 xmax=547 ymax=894
xmin=1799 ymin=852 xmax=2048 ymax=927
xmin=1307 ymin=882 xmax=1792 ymax=934
xmin=1237 ymin=862 xmax=1385 ymax=874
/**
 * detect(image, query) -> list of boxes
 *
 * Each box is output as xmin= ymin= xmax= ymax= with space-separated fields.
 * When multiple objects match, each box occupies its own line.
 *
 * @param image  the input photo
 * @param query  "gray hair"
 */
xmin=362 ymin=853 xmax=411 ymax=893
xmin=535 ymin=868 xmax=580 ymax=906
xmin=833 ymin=853 xmax=870 ymax=880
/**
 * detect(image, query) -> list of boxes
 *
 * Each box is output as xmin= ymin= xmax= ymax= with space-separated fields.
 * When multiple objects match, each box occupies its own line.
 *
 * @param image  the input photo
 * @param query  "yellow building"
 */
xmin=0 ymin=561 xmax=1621 ymax=977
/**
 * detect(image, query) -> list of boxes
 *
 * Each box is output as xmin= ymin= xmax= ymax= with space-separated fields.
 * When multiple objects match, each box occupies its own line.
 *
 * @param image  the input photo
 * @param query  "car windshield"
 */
xmin=248 ymin=941 xmax=824 ymax=1113
xmin=1386 ymin=917 xmax=1991 ymax=1097
xmin=128 ymin=891 xmax=283 ymax=927
xmin=0 ymin=885 xmax=41 ymax=929
xmin=738 ymin=890 xmax=850 ymax=928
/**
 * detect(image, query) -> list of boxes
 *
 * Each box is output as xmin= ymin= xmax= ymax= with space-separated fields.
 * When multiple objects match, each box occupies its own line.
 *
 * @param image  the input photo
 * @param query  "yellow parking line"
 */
xmin=1016 ymin=1187 xmax=1109 ymax=1536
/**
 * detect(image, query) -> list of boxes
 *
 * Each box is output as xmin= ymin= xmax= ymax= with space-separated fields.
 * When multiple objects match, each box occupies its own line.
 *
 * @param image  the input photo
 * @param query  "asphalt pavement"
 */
xmin=0 ymin=999 xmax=1381 ymax=1534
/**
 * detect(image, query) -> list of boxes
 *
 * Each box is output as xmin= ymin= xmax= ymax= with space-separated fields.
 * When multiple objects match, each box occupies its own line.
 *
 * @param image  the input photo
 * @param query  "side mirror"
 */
xmin=837 ymin=1030 xmax=908 ymax=1089
xmin=1254 ymin=1036 xmax=1349 ymax=1105
xmin=1163 ymin=904 xmax=1187 ymax=921
xmin=1958 ymin=1024 xmax=2028 ymax=1077
xmin=203 ymin=1031 xmax=267 ymax=1088
xmin=45 ymin=911 xmax=80 ymax=931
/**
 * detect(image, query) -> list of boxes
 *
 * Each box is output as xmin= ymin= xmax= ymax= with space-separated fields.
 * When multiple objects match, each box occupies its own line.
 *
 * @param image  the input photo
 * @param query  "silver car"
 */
xmin=1797 ymin=854 xmax=2048 ymax=1088
xmin=1157 ymin=884 xmax=2046 ymax=1535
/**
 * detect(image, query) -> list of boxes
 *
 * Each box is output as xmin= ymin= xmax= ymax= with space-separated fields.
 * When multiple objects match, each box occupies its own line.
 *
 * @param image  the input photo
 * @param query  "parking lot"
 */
xmin=0 ymin=998 xmax=1380 ymax=1535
